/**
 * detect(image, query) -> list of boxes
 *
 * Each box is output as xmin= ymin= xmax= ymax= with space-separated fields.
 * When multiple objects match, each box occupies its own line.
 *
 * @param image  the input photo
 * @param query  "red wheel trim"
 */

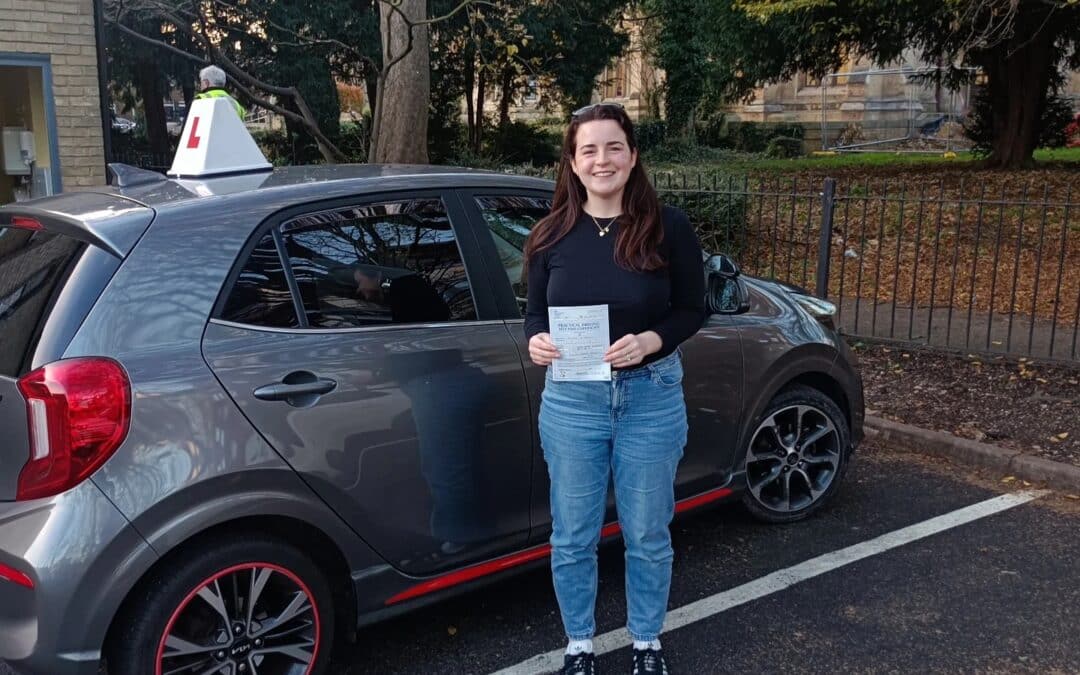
xmin=154 ymin=562 xmax=322 ymax=675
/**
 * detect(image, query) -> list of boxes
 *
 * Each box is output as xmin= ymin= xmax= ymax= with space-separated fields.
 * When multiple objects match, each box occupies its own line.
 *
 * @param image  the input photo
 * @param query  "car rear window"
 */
xmin=0 ymin=226 xmax=85 ymax=376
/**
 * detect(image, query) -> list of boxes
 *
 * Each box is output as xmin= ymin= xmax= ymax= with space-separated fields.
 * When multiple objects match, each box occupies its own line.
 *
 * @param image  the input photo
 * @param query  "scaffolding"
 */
xmin=820 ymin=66 xmax=975 ymax=153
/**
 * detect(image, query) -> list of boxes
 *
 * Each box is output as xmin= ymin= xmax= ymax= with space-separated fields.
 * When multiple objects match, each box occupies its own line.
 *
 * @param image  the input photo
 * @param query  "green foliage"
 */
xmin=647 ymin=0 xmax=1080 ymax=167
xmin=652 ymin=170 xmax=750 ymax=257
xmin=964 ymin=85 xmax=1078 ymax=157
xmin=643 ymin=140 xmax=736 ymax=164
xmin=337 ymin=119 xmax=371 ymax=163
xmin=428 ymin=118 xmax=468 ymax=166
xmin=428 ymin=0 xmax=627 ymax=158
xmin=724 ymin=122 xmax=805 ymax=152
xmin=251 ymin=130 xmax=298 ymax=166
xmin=433 ymin=121 xmax=560 ymax=168
xmin=765 ymin=136 xmax=805 ymax=158
xmin=518 ymin=0 xmax=630 ymax=112
xmin=486 ymin=122 xmax=561 ymax=165
xmin=694 ymin=113 xmax=728 ymax=148
xmin=635 ymin=119 xmax=669 ymax=153
xmin=728 ymin=123 xmax=768 ymax=153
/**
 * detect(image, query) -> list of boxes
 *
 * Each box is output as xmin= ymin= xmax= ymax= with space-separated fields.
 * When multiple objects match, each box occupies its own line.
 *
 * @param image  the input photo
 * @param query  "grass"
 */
xmin=647 ymin=147 xmax=1080 ymax=174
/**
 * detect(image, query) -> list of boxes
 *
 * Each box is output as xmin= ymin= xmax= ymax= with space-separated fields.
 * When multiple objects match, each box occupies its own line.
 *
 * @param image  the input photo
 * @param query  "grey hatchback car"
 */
xmin=0 ymin=164 xmax=863 ymax=675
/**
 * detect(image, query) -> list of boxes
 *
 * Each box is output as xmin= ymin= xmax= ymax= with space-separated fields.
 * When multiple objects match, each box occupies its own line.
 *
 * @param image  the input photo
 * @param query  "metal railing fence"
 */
xmin=654 ymin=174 xmax=1078 ymax=362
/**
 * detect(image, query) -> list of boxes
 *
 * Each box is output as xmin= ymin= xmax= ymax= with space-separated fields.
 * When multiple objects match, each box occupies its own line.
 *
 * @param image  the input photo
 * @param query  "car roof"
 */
xmin=104 ymin=164 xmax=556 ymax=209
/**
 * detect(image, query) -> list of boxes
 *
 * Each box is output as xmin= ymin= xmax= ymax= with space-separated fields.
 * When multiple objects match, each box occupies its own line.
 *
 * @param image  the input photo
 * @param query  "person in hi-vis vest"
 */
xmin=195 ymin=65 xmax=246 ymax=119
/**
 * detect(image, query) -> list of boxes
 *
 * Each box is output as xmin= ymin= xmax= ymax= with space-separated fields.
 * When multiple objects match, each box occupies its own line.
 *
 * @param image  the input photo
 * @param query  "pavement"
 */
xmin=833 ymin=298 xmax=1079 ymax=362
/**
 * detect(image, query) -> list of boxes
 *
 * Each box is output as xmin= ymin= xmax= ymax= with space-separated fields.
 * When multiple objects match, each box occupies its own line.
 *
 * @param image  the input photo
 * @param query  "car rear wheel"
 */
xmin=741 ymin=386 xmax=850 ymax=523
xmin=108 ymin=535 xmax=334 ymax=675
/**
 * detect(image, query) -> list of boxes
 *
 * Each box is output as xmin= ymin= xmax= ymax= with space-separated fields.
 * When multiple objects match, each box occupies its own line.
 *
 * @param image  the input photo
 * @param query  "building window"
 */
xmin=799 ymin=72 xmax=822 ymax=89
xmin=524 ymin=77 xmax=538 ymax=103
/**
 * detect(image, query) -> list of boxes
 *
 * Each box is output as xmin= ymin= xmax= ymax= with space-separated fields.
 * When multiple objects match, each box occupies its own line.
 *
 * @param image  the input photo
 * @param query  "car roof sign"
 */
xmin=168 ymin=97 xmax=272 ymax=179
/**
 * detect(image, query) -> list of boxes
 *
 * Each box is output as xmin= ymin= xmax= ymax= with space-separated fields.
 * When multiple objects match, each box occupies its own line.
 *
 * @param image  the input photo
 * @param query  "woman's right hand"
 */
xmin=528 ymin=332 xmax=561 ymax=366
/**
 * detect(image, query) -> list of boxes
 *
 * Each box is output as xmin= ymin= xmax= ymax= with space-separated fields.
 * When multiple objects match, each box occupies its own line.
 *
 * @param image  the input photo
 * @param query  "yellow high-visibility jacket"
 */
xmin=194 ymin=88 xmax=246 ymax=119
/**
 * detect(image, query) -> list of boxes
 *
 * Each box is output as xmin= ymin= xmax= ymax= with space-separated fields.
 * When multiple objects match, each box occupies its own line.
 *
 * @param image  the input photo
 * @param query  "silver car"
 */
xmin=0 ymin=164 xmax=863 ymax=675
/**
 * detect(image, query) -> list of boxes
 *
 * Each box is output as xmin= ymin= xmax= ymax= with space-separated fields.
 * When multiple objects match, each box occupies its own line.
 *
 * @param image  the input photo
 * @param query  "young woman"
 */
xmin=524 ymin=103 xmax=705 ymax=675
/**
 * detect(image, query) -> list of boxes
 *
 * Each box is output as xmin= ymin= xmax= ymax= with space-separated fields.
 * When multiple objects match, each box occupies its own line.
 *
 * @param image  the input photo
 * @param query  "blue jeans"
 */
xmin=539 ymin=350 xmax=688 ymax=642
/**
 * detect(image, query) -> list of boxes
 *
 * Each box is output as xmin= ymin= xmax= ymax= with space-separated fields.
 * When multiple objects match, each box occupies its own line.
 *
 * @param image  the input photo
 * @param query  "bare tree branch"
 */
xmin=108 ymin=0 xmax=496 ymax=165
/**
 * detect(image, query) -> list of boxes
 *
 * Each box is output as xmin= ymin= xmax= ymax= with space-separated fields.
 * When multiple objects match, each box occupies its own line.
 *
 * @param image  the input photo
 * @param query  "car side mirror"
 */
xmin=703 ymin=254 xmax=750 ymax=314
xmin=704 ymin=253 xmax=740 ymax=278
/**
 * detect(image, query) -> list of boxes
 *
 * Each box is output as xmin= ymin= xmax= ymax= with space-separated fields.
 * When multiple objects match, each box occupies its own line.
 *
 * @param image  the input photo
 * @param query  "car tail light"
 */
xmin=10 ymin=216 xmax=43 ymax=231
xmin=0 ymin=561 xmax=34 ymax=589
xmin=15 ymin=358 xmax=131 ymax=501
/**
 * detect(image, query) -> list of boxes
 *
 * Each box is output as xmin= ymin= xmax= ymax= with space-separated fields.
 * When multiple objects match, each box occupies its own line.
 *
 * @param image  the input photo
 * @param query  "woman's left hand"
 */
xmin=604 ymin=331 xmax=662 ymax=367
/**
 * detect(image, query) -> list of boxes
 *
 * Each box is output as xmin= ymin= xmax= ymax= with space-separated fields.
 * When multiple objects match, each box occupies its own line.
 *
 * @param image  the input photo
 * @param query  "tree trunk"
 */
xmin=371 ymin=0 xmax=430 ymax=163
xmin=135 ymin=61 xmax=169 ymax=154
xmin=498 ymin=65 xmax=514 ymax=127
xmin=473 ymin=68 xmax=486 ymax=153
xmin=979 ymin=6 xmax=1059 ymax=169
xmin=465 ymin=47 xmax=476 ymax=148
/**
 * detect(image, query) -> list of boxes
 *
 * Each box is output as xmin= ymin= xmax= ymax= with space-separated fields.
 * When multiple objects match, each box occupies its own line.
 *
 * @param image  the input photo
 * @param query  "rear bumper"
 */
xmin=0 ymin=481 xmax=155 ymax=675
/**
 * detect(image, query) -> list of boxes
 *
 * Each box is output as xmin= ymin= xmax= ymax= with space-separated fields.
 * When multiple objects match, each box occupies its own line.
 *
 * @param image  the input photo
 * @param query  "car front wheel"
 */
xmin=741 ymin=385 xmax=850 ymax=523
xmin=108 ymin=534 xmax=334 ymax=675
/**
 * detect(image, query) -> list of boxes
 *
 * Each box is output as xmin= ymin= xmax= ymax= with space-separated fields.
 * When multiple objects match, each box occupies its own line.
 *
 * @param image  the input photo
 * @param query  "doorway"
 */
xmin=0 ymin=56 xmax=62 ymax=205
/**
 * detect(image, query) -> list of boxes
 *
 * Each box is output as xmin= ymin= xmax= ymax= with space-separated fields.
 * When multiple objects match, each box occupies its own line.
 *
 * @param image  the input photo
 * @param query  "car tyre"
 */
xmin=740 ymin=385 xmax=850 ymax=524
xmin=107 ymin=534 xmax=335 ymax=675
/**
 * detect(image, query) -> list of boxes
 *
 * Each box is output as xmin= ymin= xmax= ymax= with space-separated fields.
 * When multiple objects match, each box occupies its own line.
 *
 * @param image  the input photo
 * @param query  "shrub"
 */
xmin=770 ymin=123 xmax=805 ymax=140
xmin=251 ymin=130 xmax=298 ymax=166
xmin=725 ymin=121 xmax=807 ymax=152
xmin=337 ymin=118 xmax=370 ymax=163
xmin=428 ymin=117 xmax=468 ymax=165
xmin=729 ymin=122 xmax=770 ymax=153
xmin=765 ymin=136 xmax=804 ymax=159
xmin=694 ymin=113 xmax=731 ymax=149
xmin=635 ymin=119 xmax=668 ymax=153
xmin=964 ymin=85 xmax=1076 ymax=155
xmin=1066 ymin=112 xmax=1080 ymax=149
xmin=485 ymin=121 xmax=561 ymax=166
xmin=643 ymin=140 xmax=735 ymax=164
xmin=651 ymin=169 xmax=750 ymax=259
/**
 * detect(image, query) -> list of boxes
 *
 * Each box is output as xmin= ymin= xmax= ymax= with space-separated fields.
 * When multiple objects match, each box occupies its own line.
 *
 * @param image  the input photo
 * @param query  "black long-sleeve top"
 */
xmin=524 ymin=205 xmax=706 ymax=367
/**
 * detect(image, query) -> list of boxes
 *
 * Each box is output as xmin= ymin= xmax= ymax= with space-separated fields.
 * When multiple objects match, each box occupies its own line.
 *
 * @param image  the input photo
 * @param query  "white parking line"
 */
xmin=490 ymin=489 xmax=1049 ymax=675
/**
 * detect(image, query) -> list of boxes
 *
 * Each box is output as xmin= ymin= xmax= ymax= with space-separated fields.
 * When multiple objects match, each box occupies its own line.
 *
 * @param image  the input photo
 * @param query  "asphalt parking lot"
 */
xmin=4 ymin=439 xmax=1078 ymax=675
xmin=334 ymin=439 xmax=1080 ymax=674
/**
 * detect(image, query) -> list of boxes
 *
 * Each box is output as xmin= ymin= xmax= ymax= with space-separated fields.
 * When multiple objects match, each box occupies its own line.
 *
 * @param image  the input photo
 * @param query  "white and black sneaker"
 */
xmin=631 ymin=648 xmax=669 ymax=675
xmin=562 ymin=651 xmax=599 ymax=675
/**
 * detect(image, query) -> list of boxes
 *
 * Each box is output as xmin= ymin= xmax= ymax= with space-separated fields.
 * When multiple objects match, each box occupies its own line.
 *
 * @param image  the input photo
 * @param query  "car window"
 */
xmin=220 ymin=232 xmax=299 ymax=328
xmin=0 ymin=227 xmax=85 ymax=376
xmin=474 ymin=195 xmax=551 ymax=317
xmin=282 ymin=197 xmax=476 ymax=328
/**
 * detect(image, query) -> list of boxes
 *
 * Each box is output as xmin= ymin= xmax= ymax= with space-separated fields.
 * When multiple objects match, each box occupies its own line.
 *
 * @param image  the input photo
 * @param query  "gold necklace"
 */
xmin=589 ymin=213 xmax=618 ymax=237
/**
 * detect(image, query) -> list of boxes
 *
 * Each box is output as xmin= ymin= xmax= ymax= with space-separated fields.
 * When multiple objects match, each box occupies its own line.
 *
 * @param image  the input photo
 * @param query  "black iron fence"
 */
xmin=110 ymin=150 xmax=173 ymax=174
xmin=654 ymin=174 xmax=1078 ymax=362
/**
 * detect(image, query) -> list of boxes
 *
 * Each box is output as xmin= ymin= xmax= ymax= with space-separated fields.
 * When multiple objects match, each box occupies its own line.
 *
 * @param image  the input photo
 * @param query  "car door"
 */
xmin=457 ymin=189 xmax=744 ymax=544
xmin=202 ymin=191 xmax=533 ymax=576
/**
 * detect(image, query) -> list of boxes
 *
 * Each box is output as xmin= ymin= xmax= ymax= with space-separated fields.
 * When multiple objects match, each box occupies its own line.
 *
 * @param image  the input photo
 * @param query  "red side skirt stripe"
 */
xmin=385 ymin=486 xmax=733 ymax=606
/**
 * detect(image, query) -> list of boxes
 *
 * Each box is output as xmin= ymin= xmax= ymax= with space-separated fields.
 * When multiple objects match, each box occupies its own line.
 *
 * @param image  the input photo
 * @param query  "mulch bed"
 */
xmin=851 ymin=340 xmax=1080 ymax=468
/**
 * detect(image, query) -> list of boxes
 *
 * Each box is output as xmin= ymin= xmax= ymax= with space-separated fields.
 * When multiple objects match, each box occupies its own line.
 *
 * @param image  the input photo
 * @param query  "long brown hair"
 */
xmin=524 ymin=104 xmax=665 ymax=272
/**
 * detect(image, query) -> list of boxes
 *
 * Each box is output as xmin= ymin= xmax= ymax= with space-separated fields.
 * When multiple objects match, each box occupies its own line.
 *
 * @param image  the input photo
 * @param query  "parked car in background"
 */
xmin=109 ymin=114 xmax=137 ymax=134
xmin=0 ymin=154 xmax=862 ymax=675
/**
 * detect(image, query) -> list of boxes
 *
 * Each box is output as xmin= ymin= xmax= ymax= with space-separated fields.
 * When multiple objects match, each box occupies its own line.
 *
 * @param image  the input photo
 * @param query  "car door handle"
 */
xmin=253 ymin=374 xmax=337 ymax=402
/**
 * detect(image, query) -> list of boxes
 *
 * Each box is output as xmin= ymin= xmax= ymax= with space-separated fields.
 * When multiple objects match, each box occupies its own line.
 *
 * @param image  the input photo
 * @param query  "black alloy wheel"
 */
xmin=741 ymin=386 xmax=850 ymax=523
xmin=108 ymin=535 xmax=335 ymax=675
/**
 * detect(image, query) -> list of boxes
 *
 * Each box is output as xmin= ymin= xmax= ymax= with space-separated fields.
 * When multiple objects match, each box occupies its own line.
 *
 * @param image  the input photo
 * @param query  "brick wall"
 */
xmin=0 ymin=0 xmax=105 ymax=189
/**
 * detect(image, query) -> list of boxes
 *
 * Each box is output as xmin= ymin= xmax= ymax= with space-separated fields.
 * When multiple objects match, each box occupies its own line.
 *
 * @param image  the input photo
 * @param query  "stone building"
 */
xmin=0 ymin=0 xmax=106 ymax=204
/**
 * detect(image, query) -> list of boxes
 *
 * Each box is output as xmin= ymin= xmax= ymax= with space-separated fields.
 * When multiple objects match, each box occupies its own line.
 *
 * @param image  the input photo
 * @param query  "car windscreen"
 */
xmin=0 ymin=226 xmax=85 ymax=377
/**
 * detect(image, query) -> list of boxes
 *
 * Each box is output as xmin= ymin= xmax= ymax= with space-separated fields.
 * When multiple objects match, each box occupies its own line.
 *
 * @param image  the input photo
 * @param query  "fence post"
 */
xmin=816 ymin=178 xmax=836 ymax=298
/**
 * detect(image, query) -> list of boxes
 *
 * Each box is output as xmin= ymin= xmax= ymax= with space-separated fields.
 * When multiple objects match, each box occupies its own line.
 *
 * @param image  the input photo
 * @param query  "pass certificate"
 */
xmin=549 ymin=305 xmax=611 ymax=382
